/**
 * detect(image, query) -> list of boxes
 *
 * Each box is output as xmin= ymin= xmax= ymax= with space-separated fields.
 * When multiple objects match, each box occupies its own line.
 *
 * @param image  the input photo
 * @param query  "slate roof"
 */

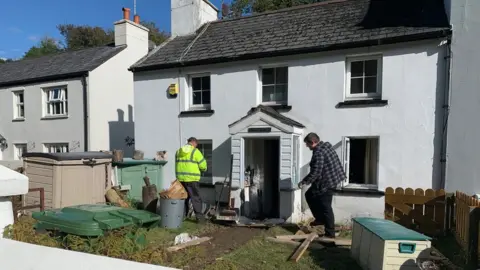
xmin=0 ymin=45 xmax=126 ymax=87
xmin=131 ymin=0 xmax=450 ymax=72
xmin=229 ymin=105 xmax=305 ymax=128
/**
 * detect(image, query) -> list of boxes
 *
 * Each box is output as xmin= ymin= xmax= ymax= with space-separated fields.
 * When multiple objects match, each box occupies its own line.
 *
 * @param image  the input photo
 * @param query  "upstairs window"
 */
xmin=13 ymin=91 xmax=25 ymax=119
xmin=44 ymin=87 xmax=68 ymax=116
xmin=261 ymin=66 xmax=288 ymax=104
xmin=190 ymin=75 xmax=211 ymax=109
xmin=346 ymin=56 xmax=382 ymax=99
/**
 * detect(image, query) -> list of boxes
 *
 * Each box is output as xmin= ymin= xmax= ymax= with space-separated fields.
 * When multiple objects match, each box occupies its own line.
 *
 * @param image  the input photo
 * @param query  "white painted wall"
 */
xmin=171 ymin=0 xmax=218 ymax=37
xmin=134 ymin=40 xmax=446 ymax=220
xmin=0 ymin=78 xmax=85 ymax=159
xmin=0 ymin=239 xmax=178 ymax=270
xmin=444 ymin=0 xmax=480 ymax=194
xmin=88 ymin=19 xmax=149 ymax=156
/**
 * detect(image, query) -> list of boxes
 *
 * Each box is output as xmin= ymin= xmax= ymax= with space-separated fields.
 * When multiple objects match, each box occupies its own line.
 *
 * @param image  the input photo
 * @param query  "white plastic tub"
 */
xmin=0 ymin=165 xmax=29 ymax=238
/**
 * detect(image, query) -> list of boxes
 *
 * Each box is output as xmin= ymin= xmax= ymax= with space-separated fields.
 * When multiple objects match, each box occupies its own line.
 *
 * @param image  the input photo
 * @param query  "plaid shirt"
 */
xmin=301 ymin=142 xmax=346 ymax=192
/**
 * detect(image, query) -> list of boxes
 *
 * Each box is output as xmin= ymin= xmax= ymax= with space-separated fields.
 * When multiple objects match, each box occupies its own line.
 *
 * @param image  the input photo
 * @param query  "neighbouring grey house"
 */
xmin=0 ymin=8 xmax=149 ymax=165
xmin=130 ymin=0 xmax=452 ymax=222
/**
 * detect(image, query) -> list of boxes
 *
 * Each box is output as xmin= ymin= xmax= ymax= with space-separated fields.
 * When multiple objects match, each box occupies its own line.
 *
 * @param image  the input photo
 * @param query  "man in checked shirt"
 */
xmin=298 ymin=132 xmax=346 ymax=238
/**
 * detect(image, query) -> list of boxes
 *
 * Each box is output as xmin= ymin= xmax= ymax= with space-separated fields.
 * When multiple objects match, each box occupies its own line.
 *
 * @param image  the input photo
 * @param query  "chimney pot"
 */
xmin=134 ymin=15 xmax=140 ymax=24
xmin=122 ymin=7 xmax=131 ymax=20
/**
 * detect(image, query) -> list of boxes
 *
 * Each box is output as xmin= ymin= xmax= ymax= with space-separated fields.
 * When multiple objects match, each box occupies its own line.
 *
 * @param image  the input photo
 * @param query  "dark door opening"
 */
xmin=244 ymin=137 xmax=280 ymax=219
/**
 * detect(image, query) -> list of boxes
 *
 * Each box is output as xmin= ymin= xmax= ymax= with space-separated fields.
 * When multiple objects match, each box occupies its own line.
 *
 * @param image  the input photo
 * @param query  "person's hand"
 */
xmin=298 ymin=182 xmax=304 ymax=189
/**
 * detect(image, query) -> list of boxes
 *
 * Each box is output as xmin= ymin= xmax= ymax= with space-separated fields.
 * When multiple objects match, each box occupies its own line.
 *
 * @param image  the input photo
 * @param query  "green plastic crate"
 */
xmin=32 ymin=204 xmax=160 ymax=236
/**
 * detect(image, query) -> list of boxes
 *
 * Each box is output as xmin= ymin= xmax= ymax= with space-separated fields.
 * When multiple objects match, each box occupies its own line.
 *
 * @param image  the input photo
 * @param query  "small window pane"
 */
xmin=262 ymin=86 xmax=275 ymax=102
xmin=262 ymin=68 xmax=275 ymax=85
xmin=350 ymin=78 xmax=363 ymax=94
xmin=350 ymin=61 xmax=363 ymax=77
xmin=192 ymin=91 xmax=202 ymax=105
xmin=201 ymin=76 xmax=210 ymax=90
xmin=364 ymin=60 xmax=377 ymax=76
xmin=275 ymin=67 xmax=288 ymax=84
xmin=275 ymin=84 xmax=288 ymax=102
xmin=192 ymin=77 xmax=202 ymax=90
xmin=19 ymin=106 xmax=24 ymax=117
xmin=364 ymin=77 xmax=377 ymax=93
xmin=19 ymin=93 xmax=24 ymax=103
xmin=201 ymin=90 xmax=211 ymax=105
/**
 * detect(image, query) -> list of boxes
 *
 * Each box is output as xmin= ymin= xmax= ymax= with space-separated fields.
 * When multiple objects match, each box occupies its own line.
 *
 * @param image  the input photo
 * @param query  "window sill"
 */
xmin=41 ymin=115 xmax=69 ymax=120
xmin=179 ymin=109 xmax=215 ymax=117
xmin=12 ymin=118 xmax=25 ymax=122
xmin=258 ymin=104 xmax=292 ymax=112
xmin=336 ymin=99 xmax=388 ymax=109
xmin=333 ymin=186 xmax=385 ymax=196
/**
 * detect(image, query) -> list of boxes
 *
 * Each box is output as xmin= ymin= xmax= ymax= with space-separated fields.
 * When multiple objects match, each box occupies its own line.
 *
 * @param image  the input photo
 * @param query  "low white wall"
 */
xmin=0 ymin=239 xmax=179 ymax=270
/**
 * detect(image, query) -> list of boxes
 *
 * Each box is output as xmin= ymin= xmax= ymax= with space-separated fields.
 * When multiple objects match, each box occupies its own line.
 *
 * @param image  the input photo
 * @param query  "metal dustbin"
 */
xmin=158 ymin=198 xmax=185 ymax=229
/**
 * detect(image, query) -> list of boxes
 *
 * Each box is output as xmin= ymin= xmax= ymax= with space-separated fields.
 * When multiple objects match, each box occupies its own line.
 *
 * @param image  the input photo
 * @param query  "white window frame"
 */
xmin=345 ymin=55 xmax=383 ymax=100
xmin=197 ymin=139 xmax=213 ymax=180
xmin=341 ymin=136 xmax=379 ymax=190
xmin=189 ymin=74 xmax=211 ymax=110
xmin=44 ymin=143 xmax=69 ymax=153
xmin=43 ymin=86 xmax=68 ymax=117
xmin=13 ymin=143 xmax=27 ymax=160
xmin=260 ymin=66 xmax=289 ymax=105
xmin=13 ymin=91 xmax=25 ymax=119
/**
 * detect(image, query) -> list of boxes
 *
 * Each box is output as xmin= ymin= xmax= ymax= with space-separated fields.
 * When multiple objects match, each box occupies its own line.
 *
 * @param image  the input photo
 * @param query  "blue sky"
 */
xmin=0 ymin=0 xmax=230 ymax=59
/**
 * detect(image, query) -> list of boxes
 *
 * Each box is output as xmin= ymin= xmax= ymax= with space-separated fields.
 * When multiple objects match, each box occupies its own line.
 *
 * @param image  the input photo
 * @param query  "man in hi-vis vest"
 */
xmin=175 ymin=137 xmax=207 ymax=223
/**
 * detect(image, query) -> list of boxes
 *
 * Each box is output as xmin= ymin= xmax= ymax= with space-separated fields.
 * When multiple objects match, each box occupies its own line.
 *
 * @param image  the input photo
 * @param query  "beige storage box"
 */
xmin=351 ymin=217 xmax=432 ymax=270
xmin=23 ymin=152 xmax=113 ymax=210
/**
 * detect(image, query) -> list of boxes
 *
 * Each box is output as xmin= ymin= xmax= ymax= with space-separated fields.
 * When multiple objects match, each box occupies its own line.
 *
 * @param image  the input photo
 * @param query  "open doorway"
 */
xmin=243 ymin=137 xmax=280 ymax=219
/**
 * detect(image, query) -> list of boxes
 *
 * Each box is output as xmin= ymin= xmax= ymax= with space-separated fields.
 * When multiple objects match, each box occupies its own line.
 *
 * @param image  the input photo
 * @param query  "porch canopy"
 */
xmin=228 ymin=105 xmax=305 ymax=190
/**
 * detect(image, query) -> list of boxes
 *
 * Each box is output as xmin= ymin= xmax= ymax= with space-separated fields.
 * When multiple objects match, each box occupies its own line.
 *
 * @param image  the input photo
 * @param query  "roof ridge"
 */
xmin=212 ymin=0 xmax=349 ymax=24
xmin=1 ymin=44 xmax=122 ymax=65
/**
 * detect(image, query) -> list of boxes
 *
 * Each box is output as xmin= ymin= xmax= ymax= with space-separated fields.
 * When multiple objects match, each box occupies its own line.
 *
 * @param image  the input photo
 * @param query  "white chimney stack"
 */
xmin=171 ymin=0 xmax=219 ymax=37
xmin=114 ymin=7 xmax=149 ymax=54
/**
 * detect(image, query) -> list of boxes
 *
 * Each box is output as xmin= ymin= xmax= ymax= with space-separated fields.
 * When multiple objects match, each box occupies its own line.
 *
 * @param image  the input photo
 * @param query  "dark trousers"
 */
xmin=305 ymin=187 xmax=335 ymax=237
xmin=181 ymin=181 xmax=204 ymax=221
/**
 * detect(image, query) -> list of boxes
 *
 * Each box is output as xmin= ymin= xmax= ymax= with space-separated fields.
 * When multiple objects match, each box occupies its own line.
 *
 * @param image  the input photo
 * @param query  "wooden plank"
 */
xmin=289 ymin=233 xmax=317 ymax=262
xmin=265 ymin=237 xmax=324 ymax=250
xmin=166 ymin=237 xmax=211 ymax=252
xmin=384 ymin=187 xmax=395 ymax=221
xmin=314 ymin=237 xmax=352 ymax=246
xmin=276 ymin=234 xmax=310 ymax=240
xmin=295 ymin=230 xmax=306 ymax=235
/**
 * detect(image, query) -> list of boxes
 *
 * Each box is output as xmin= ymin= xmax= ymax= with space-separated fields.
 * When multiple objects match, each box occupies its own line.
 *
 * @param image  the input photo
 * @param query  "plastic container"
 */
xmin=113 ymin=158 xmax=167 ymax=201
xmin=159 ymin=198 xmax=185 ymax=229
xmin=32 ymin=204 xmax=160 ymax=236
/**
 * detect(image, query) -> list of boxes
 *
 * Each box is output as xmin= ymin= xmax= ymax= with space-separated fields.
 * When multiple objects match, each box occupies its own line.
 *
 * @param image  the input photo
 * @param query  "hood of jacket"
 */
xmin=178 ymin=144 xmax=194 ymax=158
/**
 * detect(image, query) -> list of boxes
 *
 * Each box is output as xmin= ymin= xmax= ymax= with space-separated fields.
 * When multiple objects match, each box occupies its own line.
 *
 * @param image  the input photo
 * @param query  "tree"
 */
xmin=0 ymin=58 xmax=14 ymax=64
xmin=230 ymin=0 xmax=323 ymax=17
xmin=57 ymin=24 xmax=114 ymax=50
xmin=23 ymin=37 xmax=62 ymax=59
xmin=140 ymin=20 xmax=169 ymax=45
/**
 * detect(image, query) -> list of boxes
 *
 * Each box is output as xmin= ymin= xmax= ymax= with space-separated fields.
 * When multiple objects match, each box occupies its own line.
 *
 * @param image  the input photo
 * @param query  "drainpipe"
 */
xmin=439 ymin=38 xmax=452 ymax=190
xmin=81 ymin=75 xmax=89 ymax=152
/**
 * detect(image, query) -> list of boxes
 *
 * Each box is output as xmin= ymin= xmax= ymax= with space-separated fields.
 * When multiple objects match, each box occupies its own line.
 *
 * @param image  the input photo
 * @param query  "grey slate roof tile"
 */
xmin=132 ymin=0 xmax=450 ymax=71
xmin=0 ymin=45 xmax=126 ymax=87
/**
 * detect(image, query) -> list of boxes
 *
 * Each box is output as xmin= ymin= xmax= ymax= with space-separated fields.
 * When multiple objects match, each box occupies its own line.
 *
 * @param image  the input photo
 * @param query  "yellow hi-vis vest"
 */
xmin=175 ymin=144 xmax=207 ymax=182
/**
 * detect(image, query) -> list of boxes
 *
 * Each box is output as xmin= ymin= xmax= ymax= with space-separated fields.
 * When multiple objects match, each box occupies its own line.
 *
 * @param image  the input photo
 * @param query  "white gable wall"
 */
xmin=134 ymin=40 xmax=446 ymax=220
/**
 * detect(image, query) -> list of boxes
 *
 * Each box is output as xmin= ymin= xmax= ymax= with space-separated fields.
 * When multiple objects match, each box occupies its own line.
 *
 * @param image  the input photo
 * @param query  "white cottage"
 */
xmin=130 ymin=0 xmax=451 ymax=222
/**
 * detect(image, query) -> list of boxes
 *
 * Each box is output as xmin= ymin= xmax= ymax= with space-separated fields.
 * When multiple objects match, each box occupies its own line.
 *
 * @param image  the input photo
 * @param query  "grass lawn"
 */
xmin=9 ymin=216 xmax=359 ymax=269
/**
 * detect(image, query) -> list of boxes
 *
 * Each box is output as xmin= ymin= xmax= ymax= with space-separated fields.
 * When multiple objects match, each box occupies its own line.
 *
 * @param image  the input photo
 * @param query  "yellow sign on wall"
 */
xmin=168 ymin=83 xmax=179 ymax=95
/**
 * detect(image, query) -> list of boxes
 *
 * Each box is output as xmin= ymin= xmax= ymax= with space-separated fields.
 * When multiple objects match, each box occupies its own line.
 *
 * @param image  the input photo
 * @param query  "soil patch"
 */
xmin=180 ymin=226 xmax=265 ymax=269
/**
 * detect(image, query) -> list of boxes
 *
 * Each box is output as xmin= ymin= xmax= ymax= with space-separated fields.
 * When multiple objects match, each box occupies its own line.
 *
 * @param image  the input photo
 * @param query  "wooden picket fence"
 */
xmin=384 ymin=187 xmax=448 ymax=236
xmin=454 ymin=191 xmax=480 ymax=266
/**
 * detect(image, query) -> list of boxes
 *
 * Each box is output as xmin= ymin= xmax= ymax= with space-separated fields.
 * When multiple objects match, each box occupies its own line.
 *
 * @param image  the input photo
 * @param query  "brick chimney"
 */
xmin=171 ymin=0 xmax=219 ymax=37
